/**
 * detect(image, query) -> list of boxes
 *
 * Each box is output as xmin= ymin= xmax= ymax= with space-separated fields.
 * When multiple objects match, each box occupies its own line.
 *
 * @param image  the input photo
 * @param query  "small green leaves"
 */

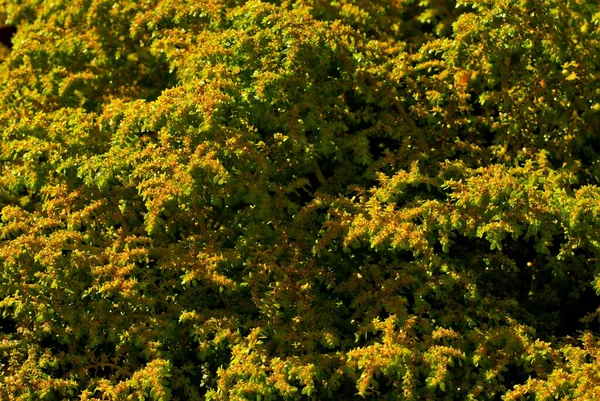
xmin=0 ymin=0 xmax=599 ymax=400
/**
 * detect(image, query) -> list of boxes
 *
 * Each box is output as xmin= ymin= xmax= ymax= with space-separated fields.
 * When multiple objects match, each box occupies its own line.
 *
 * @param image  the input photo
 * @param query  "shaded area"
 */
xmin=0 ymin=25 xmax=16 ymax=48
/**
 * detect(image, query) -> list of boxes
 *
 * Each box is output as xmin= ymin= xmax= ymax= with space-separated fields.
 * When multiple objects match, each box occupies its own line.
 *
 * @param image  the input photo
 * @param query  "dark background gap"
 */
xmin=0 ymin=25 xmax=17 ymax=48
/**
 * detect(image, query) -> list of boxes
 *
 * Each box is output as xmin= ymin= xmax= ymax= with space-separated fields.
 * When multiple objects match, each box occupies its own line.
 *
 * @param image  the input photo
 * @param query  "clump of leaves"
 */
xmin=0 ymin=0 xmax=599 ymax=400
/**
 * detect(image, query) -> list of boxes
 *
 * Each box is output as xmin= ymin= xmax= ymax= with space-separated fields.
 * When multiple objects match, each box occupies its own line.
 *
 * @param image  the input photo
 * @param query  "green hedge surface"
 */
xmin=1 ymin=0 xmax=600 ymax=400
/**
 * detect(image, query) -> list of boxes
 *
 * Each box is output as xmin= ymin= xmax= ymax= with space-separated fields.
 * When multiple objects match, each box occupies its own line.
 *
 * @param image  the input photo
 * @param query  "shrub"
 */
xmin=0 ymin=0 xmax=599 ymax=399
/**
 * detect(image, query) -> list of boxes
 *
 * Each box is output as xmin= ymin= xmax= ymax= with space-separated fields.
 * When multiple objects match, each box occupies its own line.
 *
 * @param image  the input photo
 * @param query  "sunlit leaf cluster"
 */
xmin=1 ymin=0 xmax=599 ymax=399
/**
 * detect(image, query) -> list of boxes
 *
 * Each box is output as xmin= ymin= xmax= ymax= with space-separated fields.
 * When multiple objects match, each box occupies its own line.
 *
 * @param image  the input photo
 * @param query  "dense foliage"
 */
xmin=1 ymin=0 xmax=600 ymax=399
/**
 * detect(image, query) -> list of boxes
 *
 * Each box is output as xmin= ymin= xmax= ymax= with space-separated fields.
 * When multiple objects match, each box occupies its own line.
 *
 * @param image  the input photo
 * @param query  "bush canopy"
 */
xmin=1 ymin=0 xmax=600 ymax=400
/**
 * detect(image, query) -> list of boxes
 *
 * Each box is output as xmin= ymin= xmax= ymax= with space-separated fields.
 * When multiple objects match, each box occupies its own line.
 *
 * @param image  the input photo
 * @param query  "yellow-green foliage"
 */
xmin=0 ymin=0 xmax=600 ymax=400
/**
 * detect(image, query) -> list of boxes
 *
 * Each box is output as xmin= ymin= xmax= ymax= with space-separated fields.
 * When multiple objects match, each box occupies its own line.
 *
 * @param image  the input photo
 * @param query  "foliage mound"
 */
xmin=1 ymin=0 xmax=600 ymax=399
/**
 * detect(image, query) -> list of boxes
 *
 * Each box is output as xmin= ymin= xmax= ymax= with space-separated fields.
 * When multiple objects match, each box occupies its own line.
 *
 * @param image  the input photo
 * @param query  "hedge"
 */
xmin=1 ymin=0 xmax=600 ymax=400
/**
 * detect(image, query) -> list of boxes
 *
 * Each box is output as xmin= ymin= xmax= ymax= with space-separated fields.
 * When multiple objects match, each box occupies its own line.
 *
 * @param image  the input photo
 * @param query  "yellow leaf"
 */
xmin=565 ymin=72 xmax=578 ymax=81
